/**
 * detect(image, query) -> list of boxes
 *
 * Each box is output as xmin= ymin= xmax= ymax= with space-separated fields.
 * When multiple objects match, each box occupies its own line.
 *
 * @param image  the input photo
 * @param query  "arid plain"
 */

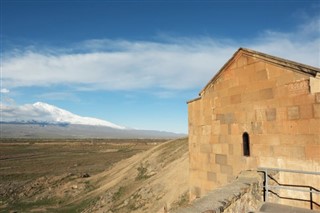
xmin=0 ymin=138 xmax=189 ymax=213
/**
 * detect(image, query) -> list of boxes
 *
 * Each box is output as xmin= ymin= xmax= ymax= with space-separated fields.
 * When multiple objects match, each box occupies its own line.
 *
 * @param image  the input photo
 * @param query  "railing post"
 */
xmin=310 ymin=187 xmax=313 ymax=210
xmin=265 ymin=169 xmax=269 ymax=202
xmin=258 ymin=167 xmax=320 ymax=209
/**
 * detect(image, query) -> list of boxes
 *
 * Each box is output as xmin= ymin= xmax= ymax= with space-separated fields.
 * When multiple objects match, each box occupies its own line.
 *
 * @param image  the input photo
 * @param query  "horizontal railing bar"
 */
xmin=261 ymin=185 xmax=320 ymax=194
xmin=258 ymin=167 xmax=320 ymax=175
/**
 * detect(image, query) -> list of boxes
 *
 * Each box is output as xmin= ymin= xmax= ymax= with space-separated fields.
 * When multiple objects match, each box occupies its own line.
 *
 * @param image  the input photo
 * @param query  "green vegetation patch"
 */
xmin=135 ymin=163 xmax=149 ymax=181
xmin=112 ymin=186 xmax=126 ymax=202
xmin=3 ymin=198 xmax=57 ymax=213
xmin=170 ymin=191 xmax=190 ymax=210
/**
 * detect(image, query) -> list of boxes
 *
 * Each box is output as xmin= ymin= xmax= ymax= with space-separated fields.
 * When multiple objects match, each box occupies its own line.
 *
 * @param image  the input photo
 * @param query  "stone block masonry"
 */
xmin=187 ymin=48 xmax=320 ymax=208
xmin=174 ymin=171 xmax=263 ymax=213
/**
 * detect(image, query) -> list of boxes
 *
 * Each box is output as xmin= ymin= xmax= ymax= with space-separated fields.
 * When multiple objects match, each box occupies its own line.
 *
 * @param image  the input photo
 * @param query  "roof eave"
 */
xmin=187 ymin=96 xmax=202 ymax=104
xmin=199 ymin=48 xmax=243 ymax=96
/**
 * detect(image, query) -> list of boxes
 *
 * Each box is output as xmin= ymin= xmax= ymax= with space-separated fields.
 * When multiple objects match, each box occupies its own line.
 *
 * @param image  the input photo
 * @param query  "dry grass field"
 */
xmin=0 ymin=139 xmax=163 ymax=212
xmin=0 ymin=138 xmax=189 ymax=213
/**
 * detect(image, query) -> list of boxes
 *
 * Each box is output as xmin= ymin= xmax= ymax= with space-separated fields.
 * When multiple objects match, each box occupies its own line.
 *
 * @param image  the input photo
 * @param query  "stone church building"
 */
xmin=187 ymin=48 xmax=320 ymax=203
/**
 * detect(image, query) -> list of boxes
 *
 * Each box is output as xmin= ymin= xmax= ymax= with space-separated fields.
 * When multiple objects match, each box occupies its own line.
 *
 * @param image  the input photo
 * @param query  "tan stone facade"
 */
xmin=187 ymin=48 xmax=320 ymax=208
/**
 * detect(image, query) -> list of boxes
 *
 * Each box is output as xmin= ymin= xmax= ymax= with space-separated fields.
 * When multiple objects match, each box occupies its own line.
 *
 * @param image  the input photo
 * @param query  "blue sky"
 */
xmin=1 ymin=0 xmax=319 ymax=133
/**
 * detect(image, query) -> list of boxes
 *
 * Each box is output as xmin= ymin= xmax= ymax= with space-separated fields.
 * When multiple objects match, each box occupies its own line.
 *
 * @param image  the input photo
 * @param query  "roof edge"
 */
xmin=199 ymin=48 xmax=243 ymax=95
xmin=187 ymin=96 xmax=201 ymax=104
xmin=199 ymin=47 xmax=320 ymax=96
xmin=240 ymin=48 xmax=320 ymax=76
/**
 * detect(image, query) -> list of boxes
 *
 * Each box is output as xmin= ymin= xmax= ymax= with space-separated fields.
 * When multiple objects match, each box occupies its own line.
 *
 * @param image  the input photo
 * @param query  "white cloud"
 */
xmin=36 ymin=92 xmax=80 ymax=102
xmin=2 ymin=16 xmax=319 ymax=92
xmin=2 ymin=42 xmax=234 ymax=90
xmin=0 ymin=88 xmax=10 ymax=94
xmin=0 ymin=103 xmax=53 ymax=122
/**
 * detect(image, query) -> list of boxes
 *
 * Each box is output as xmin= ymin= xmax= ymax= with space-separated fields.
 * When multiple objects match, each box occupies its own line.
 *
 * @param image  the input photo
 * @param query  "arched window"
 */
xmin=242 ymin=132 xmax=250 ymax=156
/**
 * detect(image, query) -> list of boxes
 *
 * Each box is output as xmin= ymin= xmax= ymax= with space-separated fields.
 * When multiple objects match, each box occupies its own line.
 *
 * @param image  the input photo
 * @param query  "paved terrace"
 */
xmin=258 ymin=202 xmax=318 ymax=213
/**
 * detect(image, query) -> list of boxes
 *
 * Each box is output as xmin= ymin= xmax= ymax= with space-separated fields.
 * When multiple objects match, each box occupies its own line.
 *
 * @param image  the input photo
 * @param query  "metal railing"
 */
xmin=258 ymin=167 xmax=320 ymax=210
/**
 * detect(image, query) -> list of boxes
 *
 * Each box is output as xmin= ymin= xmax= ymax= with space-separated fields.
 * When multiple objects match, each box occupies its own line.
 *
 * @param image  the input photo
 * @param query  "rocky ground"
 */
xmin=0 ymin=138 xmax=189 ymax=212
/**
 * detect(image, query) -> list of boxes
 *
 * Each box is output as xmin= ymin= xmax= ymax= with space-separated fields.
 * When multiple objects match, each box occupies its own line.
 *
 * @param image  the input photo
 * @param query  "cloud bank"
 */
xmin=0 ymin=88 xmax=10 ymax=94
xmin=0 ymin=102 xmax=54 ymax=122
xmin=2 ymin=16 xmax=319 ymax=92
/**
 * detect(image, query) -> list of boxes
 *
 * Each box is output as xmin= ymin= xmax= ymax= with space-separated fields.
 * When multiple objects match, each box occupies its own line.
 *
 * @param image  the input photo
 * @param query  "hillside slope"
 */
xmin=71 ymin=137 xmax=189 ymax=212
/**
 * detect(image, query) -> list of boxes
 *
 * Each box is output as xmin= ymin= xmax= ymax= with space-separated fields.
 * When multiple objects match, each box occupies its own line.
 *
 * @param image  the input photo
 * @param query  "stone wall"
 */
xmin=174 ymin=171 xmax=263 ymax=213
xmin=187 ymin=51 xmax=320 ymax=209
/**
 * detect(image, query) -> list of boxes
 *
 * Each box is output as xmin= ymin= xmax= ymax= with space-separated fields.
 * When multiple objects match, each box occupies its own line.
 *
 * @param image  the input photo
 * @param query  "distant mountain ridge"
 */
xmin=0 ymin=123 xmax=185 ymax=139
xmin=0 ymin=102 xmax=185 ymax=139
xmin=0 ymin=120 xmax=69 ymax=126
xmin=21 ymin=102 xmax=126 ymax=129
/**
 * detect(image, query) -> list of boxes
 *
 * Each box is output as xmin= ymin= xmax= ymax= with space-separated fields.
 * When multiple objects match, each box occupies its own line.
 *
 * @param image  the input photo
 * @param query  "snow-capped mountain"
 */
xmin=1 ymin=102 xmax=186 ymax=139
xmin=1 ymin=102 xmax=126 ymax=129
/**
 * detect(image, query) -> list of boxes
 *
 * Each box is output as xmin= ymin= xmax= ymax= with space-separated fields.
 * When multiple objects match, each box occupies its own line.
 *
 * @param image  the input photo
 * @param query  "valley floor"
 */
xmin=0 ymin=138 xmax=189 ymax=213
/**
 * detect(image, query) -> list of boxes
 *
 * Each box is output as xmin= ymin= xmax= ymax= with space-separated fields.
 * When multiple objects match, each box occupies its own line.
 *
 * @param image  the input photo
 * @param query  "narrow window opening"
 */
xmin=242 ymin=132 xmax=250 ymax=156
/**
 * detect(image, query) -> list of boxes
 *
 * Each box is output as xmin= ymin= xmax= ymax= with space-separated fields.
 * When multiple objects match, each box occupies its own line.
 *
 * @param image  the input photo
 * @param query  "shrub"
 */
xmin=135 ymin=163 xmax=149 ymax=180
